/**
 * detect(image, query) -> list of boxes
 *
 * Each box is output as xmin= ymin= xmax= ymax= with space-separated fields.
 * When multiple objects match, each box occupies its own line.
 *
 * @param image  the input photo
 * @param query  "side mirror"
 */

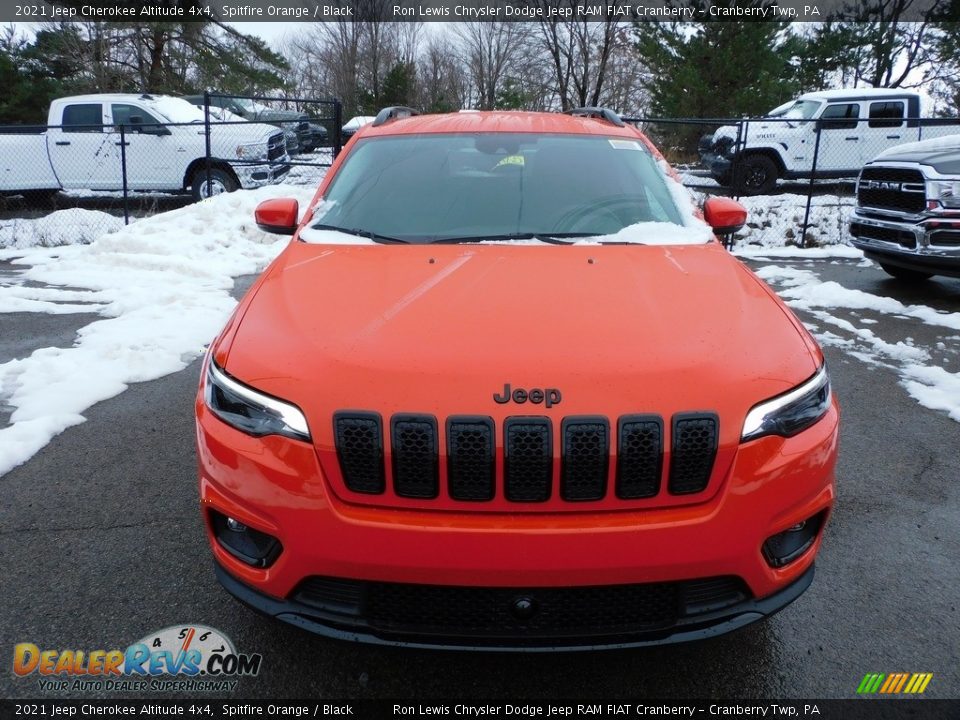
xmin=255 ymin=198 xmax=299 ymax=235
xmin=703 ymin=197 xmax=747 ymax=235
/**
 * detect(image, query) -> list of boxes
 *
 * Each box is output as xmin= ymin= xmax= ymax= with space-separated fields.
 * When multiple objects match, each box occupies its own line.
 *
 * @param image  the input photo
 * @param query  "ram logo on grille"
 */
xmin=860 ymin=180 xmax=901 ymax=192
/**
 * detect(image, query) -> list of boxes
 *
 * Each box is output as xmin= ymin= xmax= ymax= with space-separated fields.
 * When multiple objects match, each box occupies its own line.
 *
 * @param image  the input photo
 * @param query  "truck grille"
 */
xmin=331 ymin=411 xmax=720 ymax=506
xmin=267 ymin=133 xmax=285 ymax=161
xmin=857 ymin=167 xmax=926 ymax=214
xmin=291 ymin=575 xmax=750 ymax=641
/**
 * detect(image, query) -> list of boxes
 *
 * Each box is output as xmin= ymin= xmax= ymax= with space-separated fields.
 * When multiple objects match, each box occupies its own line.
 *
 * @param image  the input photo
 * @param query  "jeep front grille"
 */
xmin=857 ymin=167 xmax=926 ymax=214
xmin=267 ymin=133 xmax=285 ymax=161
xmin=331 ymin=411 xmax=721 ymax=506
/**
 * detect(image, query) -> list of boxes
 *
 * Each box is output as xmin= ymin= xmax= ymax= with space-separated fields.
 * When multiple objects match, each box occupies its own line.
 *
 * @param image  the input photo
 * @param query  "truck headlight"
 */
xmin=741 ymin=364 xmax=831 ymax=442
xmin=236 ymin=143 xmax=268 ymax=161
xmin=204 ymin=361 xmax=310 ymax=441
xmin=926 ymin=180 xmax=960 ymax=208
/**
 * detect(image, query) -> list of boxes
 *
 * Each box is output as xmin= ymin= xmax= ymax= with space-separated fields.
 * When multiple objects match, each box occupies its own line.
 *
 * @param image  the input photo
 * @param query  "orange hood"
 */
xmin=223 ymin=241 xmax=819 ymax=448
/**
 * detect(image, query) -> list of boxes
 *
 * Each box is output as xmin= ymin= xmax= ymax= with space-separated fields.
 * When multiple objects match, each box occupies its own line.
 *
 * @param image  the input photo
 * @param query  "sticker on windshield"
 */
xmin=608 ymin=139 xmax=643 ymax=151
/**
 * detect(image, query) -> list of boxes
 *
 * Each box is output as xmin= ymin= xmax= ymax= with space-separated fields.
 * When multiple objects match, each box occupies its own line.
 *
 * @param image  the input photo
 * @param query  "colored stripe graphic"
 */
xmin=857 ymin=672 xmax=932 ymax=694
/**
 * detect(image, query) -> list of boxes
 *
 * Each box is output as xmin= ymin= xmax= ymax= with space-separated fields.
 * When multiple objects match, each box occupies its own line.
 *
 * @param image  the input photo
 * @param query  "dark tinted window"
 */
xmin=820 ymin=103 xmax=860 ymax=130
xmin=61 ymin=104 xmax=103 ymax=133
xmin=869 ymin=101 xmax=905 ymax=128
xmin=111 ymin=104 xmax=162 ymax=130
xmin=310 ymin=133 xmax=684 ymax=243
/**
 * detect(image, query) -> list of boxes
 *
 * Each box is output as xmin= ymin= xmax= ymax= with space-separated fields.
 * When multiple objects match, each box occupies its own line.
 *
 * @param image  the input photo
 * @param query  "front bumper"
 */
xmin=849 ymin=211 xmax=960 ymax=278
xmin=233 ymin=160 xmax=291 ymax=189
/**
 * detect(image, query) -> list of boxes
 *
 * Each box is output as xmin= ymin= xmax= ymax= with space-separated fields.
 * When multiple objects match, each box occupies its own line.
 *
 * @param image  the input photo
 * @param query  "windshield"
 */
xmin=146 ymin=97 xmax=205 ymax=123
xmin=306 ymin=133 xmax=690 ymax=244
xmin=781 ymin=100 xmax=821 ymax=120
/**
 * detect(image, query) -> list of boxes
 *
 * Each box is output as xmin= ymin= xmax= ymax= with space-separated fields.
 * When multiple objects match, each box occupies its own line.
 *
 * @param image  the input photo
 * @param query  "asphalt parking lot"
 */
xmin=1 ymin=256 xmax=958 ymax=701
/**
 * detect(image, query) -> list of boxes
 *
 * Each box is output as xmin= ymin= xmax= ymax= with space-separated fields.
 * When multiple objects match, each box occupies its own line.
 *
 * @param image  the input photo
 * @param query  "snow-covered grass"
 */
xmin=0 ymin=209 xmax=125 ymax=250
xmin=0 ymin=185 xmax=314 ymax=476
xmin=756 ymin=264 xmax=960 ymax=423
xmin=731 ymin=193 xmax=857 ymax=249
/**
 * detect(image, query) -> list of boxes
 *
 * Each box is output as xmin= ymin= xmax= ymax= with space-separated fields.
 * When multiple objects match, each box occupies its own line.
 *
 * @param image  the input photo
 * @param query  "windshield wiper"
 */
xmin=309 ymin=224 xmax=410 ymax=244
xmin=429 ymin=232 xmax=598 ymax=245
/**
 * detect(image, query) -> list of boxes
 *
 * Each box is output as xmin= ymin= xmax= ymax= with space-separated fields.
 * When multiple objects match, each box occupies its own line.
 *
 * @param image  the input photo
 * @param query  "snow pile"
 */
xmin=756 ymin=264 xmax=960 ymax=423
xmin=0 ymin=209 xmax=125 ymax=249
xmin=731 ymin=193 xmax=857 ymax=249
xmin=0 ymin=185 xmax=314 ymax=476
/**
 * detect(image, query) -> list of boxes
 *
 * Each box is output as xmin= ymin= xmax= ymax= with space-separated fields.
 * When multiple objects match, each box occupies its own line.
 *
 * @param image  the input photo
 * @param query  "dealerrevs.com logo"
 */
xmin=13 ymin=625 xmax=262 ymax=693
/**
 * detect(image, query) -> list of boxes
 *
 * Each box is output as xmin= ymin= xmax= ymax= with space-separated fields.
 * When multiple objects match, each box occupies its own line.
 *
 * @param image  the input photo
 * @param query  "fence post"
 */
xmin=800 ymin=121 xmax=823 ymax=249
xmin=203 ymin=90 xmax=212 ymax=199
xmin=333 ymin=99 xmax=343 ymax=158
xmin=119 ymin=123 xmax=129 ymax=225
xmin=733 ymin=119 xmax=750 ymax=200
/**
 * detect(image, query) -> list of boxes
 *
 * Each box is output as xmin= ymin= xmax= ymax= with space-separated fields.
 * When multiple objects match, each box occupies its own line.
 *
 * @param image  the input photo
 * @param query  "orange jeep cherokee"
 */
xmin=196 ymin=107 xmax=838 ymax=650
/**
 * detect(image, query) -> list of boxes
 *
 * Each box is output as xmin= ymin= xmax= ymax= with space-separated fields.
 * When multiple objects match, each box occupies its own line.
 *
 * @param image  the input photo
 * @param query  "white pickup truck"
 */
xmin=699 ymin=88 xmax=960 ymax=194
xmin=0 ymin=94 xmax=290 ymax=201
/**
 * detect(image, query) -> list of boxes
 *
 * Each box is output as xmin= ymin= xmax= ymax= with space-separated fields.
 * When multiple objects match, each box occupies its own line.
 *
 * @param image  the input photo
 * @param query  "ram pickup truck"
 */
xmin=700 ymin=89 xmax=960 ymax=194
xmin=849 ymin=135 xmax=960 ymax=281
xmin=0 ymin=94 xmax=290 ymax=201
xmin=185 ymin=94 xmax=313 ymax=153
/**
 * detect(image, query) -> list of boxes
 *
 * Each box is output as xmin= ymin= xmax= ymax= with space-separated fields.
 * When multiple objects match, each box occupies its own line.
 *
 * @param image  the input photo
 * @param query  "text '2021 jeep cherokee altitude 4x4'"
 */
xmin=196 ymin=107 xmax=839 ymax=650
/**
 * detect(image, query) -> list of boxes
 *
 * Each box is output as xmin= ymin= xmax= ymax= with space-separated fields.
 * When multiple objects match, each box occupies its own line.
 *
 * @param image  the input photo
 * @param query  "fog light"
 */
xmin=762 ymin=512 xmax=825 ymax=568
xmin=209 ymin=510 xmax=282 ymax=568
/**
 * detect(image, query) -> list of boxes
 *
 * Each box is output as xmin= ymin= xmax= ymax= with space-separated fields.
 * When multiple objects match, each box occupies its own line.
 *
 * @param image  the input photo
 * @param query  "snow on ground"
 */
xmin=0 ymin=185 xmax=315 ymax=476
xmin=0 ymin=209 xmax=125 ymax=250
xmin=756 ymin=264 xmax=960 ymax=423
xmin=731 ymin=193 xmax=858 ymax=249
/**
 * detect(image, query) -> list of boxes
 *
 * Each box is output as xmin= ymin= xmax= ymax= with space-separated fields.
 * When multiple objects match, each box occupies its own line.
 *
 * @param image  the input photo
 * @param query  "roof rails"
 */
xmin=564 ymin=107 xmax=625 ymax=127
xmin=372 ymin=106 xmax=420 ymax=127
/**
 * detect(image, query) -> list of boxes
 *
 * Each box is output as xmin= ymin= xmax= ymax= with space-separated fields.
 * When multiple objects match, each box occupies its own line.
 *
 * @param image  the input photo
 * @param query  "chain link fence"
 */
xmin=0 ymin=93 xmax=341 ymax=250
xmin=626 ymin=112 xmax=960 ymax=250
xmin=3 ymin=102 xmax=959 ymax=252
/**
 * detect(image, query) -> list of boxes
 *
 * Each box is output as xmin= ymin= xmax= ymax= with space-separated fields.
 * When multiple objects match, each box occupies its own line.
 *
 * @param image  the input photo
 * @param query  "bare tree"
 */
xmin=454 ymin=22 xmax=530 ymax=109
xmin=536 ymin=12 xmax=620 ymax=110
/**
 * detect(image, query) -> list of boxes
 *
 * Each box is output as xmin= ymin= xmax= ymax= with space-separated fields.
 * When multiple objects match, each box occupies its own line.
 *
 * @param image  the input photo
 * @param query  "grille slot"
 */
xmin=616 ymin=415 xmax=664 ymax=499
xmin=447 ymin=417 xmax=496 ymax=501
xmin=504 ymin=417 xmax=552 ymax=502
xmin=669 ymin=413 xmax=718 ymax=495
xmin=850 ymin=222 xmax=917 ymax=248
xmin=930 ymin=230 xmax=960 ymax=246
xmin=391 ymin=415 xmax=439 ymax=499
xmin=333 ymin=412 xmax=385 ymax=494
xmin=560 ymin=417 xmax=609 ymax=501
xmin=857 ymin=166 xmax=926 ymax=213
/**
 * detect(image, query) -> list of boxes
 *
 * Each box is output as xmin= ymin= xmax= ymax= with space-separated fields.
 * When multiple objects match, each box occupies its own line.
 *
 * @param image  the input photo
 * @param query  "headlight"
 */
xmin=926 ymin=180 xmax=960 ymax=208
xmin=236 ymin=142 xmax=268 ymax=160
xmin=741 ymin=364 xmax=831 ymax=442
xmin=204 ymin=362 xmax=310 ymax=441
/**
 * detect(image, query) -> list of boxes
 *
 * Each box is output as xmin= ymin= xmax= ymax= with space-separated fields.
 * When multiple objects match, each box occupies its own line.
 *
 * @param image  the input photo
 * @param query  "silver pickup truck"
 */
xmin=849 ymin=135 xmax=960 ymax=281
xmin=0 ymin=93 xmax=289 ymax=202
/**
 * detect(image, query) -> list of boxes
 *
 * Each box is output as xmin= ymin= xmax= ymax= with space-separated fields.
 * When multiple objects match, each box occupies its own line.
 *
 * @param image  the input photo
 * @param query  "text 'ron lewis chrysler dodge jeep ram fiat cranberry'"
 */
xmin=195 ymin=107 xmax=839 ymax=650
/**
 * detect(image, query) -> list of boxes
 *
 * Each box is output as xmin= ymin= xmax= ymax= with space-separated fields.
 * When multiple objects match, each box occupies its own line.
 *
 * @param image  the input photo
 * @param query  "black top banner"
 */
xmin=6 ymin=0 xmax=959 ymax=23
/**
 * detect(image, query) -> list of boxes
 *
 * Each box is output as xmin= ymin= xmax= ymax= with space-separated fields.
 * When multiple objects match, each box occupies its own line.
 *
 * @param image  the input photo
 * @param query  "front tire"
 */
xmin=735 ymin=155 xmax=778 ymax=195
xmin=879 ymin=262 xmax=933 ymax=282
xmin=191 ymin=168 xmax=238 ymax=202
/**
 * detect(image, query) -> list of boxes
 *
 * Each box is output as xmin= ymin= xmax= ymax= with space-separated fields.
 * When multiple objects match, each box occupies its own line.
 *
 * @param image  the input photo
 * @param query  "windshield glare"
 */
xmin=309 ymin=133 xmax=685 ymax=243
xmin=781 ymin=100 xmax=821 ymax=120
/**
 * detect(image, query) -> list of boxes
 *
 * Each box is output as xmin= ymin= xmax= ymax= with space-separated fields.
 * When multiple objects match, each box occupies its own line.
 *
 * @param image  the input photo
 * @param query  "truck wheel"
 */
xmin=879 ymin=262 xmax=933 ymax=282
xmin=735 ymin=155 xmax=778 ymax=195
xmin=191 ymin=168 xmax=238 ymax=201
